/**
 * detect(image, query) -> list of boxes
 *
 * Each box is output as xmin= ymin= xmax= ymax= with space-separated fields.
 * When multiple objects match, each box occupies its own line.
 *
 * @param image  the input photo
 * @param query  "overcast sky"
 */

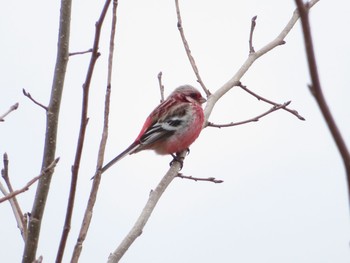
xmin=1 ymin=0 xmax=350 ymax=262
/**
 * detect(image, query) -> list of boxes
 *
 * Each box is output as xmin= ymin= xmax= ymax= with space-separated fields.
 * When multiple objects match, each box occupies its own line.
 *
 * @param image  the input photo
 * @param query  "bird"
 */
xmin=101 ymin=85 xmax=206 ymax=173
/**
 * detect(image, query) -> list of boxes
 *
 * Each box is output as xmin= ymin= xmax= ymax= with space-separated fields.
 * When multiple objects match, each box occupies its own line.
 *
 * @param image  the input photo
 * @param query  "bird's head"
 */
xmin=171 ymin=85 xmax=206 ymax=105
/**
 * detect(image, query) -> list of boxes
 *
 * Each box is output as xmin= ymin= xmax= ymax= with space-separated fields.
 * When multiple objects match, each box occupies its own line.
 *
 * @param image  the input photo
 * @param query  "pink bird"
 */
xmin=101 ymin=85 xmax=206 ymax=173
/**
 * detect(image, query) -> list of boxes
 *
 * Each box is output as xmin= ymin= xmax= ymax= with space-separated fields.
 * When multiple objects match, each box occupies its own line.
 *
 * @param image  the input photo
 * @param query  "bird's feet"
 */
xmin=170 ymin=153 xmax=185 ymax=170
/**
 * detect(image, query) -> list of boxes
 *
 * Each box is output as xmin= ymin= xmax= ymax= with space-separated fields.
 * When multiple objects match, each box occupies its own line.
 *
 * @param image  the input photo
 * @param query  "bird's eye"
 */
xmin=189 ymin=92 xmax=198 ymax=99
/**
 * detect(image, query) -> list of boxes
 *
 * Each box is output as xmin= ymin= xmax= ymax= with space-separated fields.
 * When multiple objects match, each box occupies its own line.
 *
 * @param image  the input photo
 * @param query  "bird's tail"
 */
xmin=101 ymin=141 xmax=139 ymax=173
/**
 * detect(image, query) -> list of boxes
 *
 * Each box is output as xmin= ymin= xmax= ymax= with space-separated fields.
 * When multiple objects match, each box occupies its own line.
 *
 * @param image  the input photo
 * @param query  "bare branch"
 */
xmin=177 ymin=173 xmax=224 ymax=183
xmin=204 ymin=0 xmax=319 ymax=123
xmin=69 ymin=0 xmax=118 ymax=262
xmin=294 ymin=0 xmax=350 ymax=205
xmin=107 ymin=154 xmax=184 ymax=263
xmin=249 ymin=16 xmax=258 ymax=54
xmin=69 ymin=48 xmax=93 ymax=56
xmin=54 ymin=0 xmax=114 ymax=262
xmin=175 ymin=0 xmax=210 ymax=96
xmin=0 ymin=158 xmax=59 ymax=204
xmin=208 ymin=101 xmax=291 ymax=128
xmin=1 ymin=153 xmax=26 ymax=240
xmin=22 ymin=89 xmax=48 ymax=111
xmin=239 ymin=83 xmax=305 ymax=120
xmin=22 ymin=0 xmax=72 ymax=260
xmin=157 ymin=71 xmax=165 ymax=102
xmin=0 ymin=103 xmax=19 ymax=122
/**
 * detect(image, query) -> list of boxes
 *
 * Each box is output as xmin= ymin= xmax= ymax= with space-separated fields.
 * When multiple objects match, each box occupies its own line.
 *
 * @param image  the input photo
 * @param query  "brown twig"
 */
xmin=56 ymin=1 xmax=113 ymax=262
xmin=177 ymin=173 xmax=224 ymax=183
xmin=157 ymin=71 xmax=165 ymax=102
xmin=249 ymin=16 xmax=257 ymax=54
xmin=69 ymin=0 xmax=118 ymax=262
xmin=175 ymin=0 xmax=210 ymax=96
xmin=208 ymin=101 xmax=291 ymax=128
xmin=0 ymin=103 xmax=19 ymax=122
xmin=69 ymin=48 xmax=93 ymax=56
xmin=295 ymin=0 xmax=350 ymax=205
xmin=22 ymin=89 xmax=48 ymax=111
xmin=238 ymin=83 xmax=305 ymax=120
xmin=0 ymin=157 xmax=59 ymax=204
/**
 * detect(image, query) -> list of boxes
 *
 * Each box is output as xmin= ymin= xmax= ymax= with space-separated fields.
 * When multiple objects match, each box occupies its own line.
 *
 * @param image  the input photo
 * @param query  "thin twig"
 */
xmin=0 ymin=103 xmax=19 ymax=122
xmin=0 ymin=158 xmax=60 ymax=204
xmin=295 ymin=0 xmax=350 ymax=206
xmin=70 ymin=0 xmax=117 ymax=262
xmin=208 ymin=101 xmax=291 ymax=128
xmin=177 ymin=173 xmax=224 ymax=183
xmin=56 ymin=0 xmax=113 ymax=262
xmin=69 ymin=48 xmax=93 ymax=56
xmin=175 ymin=0 xmax=210 ymax=96
xmin=1 ymin=153 xmax=26 ymax=240
xmin=239 ymin=83 xmax=305 ymax=120
xmin=249 ymin=16 xmax=257 ymax=54
xmin=22 ymin=89 xmax=48 ymax=111
xmin=157 ymin=71 xmax=165 ymax=102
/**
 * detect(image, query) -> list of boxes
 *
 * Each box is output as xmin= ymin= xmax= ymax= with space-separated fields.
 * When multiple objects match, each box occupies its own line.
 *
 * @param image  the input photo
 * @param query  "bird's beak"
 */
xmin=200 ymin=97 xmax=206 ymax=104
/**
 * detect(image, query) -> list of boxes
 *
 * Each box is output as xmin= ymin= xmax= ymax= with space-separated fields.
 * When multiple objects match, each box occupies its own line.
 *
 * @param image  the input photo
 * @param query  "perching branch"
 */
xmin=107 ymin=1 xmax=319 ymax=262
xmin=22 ymin=0 xmax=72 ymax=261
xmin=22 ymin=89 xmax=48 ymax=111
xmin=107 ymin=154 xmax=184 ymax=263
xmin=56 ymin=0 xmax=114 ymax=262
xmin=0 ymin=103 xmax=19 ymax=122
xmin=294 ymin=0 xmax=350 ymax=205
xmin=70 ymin=0 xmax=118 ymax=262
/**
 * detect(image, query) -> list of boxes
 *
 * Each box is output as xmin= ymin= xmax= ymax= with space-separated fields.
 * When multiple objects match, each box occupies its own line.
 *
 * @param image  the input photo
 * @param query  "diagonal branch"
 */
xmin=203 ymin=0 xmax=319 ymax=124
xmin=238 ymin=83 xmax=305 ymax=120
xmin=294 ymin=0 xmax=350 ymax=206
xmin=175 ymin=0 xmax=210 ymax=96
xmin=0 ymin=103 xmax=19 ymax=122
xmin=22 ymin=89 xmax=48 ymax=111
xmin=208 ymin=101 xmax=292 ymax=128
xmin=0 ymin=158 xmax=60 ymax=204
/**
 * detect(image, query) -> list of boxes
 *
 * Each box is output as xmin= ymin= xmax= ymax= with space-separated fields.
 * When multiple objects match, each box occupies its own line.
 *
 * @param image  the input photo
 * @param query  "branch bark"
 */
xmin=22 ymin=0 xmax=72 ymax=262
xmin=294 ymin=0 xmax=350 ymax=206
xmin=70 ymin=0 xmax=117 ymax=262
xmin=56 ymin=0 xmax=113 ymax=262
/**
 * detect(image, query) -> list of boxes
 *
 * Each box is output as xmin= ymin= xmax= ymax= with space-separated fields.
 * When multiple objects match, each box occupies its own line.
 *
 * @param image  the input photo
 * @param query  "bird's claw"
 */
xmin=170 ymin=153 xmax=184 ymax=170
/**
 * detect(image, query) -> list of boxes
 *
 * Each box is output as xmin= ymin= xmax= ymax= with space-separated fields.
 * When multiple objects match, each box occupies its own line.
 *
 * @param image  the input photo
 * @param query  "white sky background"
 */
xmin=1 ymin=0 xmax=350 ymax=262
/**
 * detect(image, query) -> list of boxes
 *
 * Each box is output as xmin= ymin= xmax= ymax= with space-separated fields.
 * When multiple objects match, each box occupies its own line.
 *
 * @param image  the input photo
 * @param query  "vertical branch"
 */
xmin=70 ymin=0 xmax=118 ymax=262
xmin=56 ymin=0 xmax=112 ymax=262
xmin=294 ymin=0 xmax=350 ymax=206
xmin=22 ymin=0 xmax=72 ymax=262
